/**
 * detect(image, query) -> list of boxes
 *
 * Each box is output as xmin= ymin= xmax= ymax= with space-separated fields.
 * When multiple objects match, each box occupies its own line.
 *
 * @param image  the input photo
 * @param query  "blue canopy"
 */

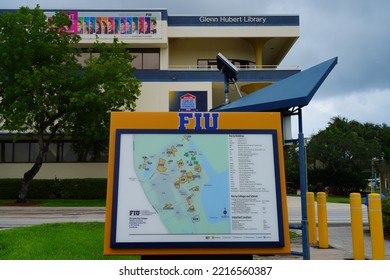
xmin=212 ymin=57 xmax=338 ymax=112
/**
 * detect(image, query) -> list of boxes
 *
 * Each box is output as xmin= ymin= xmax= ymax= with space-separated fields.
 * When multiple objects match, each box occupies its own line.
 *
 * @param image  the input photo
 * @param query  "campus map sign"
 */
xmin=104 ymin=112 xmax=290 ymax=256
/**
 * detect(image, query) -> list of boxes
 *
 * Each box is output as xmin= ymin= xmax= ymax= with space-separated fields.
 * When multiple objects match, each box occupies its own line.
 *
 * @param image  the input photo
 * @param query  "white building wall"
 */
xmin=0 ymin=163 xmax=107 ymax=179
xmin=169 ymin=38 xmax=255 ymax=66
xmin=168 ymin=26 xmax=299 ymax=38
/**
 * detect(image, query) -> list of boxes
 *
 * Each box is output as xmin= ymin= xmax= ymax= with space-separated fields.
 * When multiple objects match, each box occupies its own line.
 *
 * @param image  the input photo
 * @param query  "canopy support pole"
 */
xmin=298 ymin=108 xmax=310 ymax=260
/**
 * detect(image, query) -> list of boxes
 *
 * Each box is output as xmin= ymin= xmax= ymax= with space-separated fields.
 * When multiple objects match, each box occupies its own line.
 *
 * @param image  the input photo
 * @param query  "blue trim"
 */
xmin=168 ymin=15 xmax=299 ymax=27
xmin=110 ymin=128 xmax=285 ymax=249
xmin=110 ymin=129 xmax=122 ymax=248
xmin=134 ymin=69 xmax=300 ymax=83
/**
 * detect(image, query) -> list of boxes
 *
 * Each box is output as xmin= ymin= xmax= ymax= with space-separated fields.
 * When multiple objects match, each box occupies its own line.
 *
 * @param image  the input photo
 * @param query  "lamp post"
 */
xmin=371 ymin=158 xmax=379 ymax=193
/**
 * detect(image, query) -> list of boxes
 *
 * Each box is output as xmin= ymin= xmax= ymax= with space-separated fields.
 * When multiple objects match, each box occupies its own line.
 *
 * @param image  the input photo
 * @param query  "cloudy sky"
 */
xmin=3 ymin=0 xmax=390 ymax=136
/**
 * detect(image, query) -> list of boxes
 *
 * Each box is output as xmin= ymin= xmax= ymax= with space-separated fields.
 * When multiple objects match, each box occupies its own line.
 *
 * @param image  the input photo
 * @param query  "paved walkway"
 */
xmin=260 ymin=196 xmax=390 ymax=260
xmin=0 ymin=206 xmax=105 ymax=229
xmin=0 ymin=197 xmax=389 ymax=260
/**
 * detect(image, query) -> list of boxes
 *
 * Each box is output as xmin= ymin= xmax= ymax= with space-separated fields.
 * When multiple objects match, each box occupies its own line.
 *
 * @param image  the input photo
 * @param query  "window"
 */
xmin=131 ymin=53 xmax=143 ymax=69
xmin=62 ymin=143 xmax=79 ymax=162
xmin=0 ymin=143 xmax=13 ymax=163
xmin=197 ymin=59 xmax=217 ymax=69
xmin=78 ymin=48 xmax=160 ymax=69
xmin=0 ymin=141 xmax=107 ymax=163
xmin=129 ymin=49 xmax=160 ymax=69
xmin=142 ymin=52 xmax=160 ymax=69
xmin=46 ymin=143 xmax=59 ymax=162
xmin=197 ymin=58 xmax=255 ymax=69
xmin=77 ymin=52 xmax=100 ymax=66
xmin=13 ymin=143 xmax=29 ymax=163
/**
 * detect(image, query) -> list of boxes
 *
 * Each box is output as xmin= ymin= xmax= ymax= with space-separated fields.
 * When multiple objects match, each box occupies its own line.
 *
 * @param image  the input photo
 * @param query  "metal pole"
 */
xmin=371 ymin=159 xmax=374 ymax=193
xmin=298 ymin=108 xmax=310 ymax=260
xmin=224 ymin=74 xmax=230 ymax=104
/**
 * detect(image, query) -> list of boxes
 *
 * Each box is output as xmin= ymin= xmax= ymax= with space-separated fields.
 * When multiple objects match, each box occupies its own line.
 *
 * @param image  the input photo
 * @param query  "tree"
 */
xmin=0 ymin=6 xmax=140 ymax=202
xmin=66 ymin=39 xmax=141 ymax=161
xmin=283 ymin=143 xmax=300 ymax=182
xmin=307 ymin=116 xmax=382 ymax=195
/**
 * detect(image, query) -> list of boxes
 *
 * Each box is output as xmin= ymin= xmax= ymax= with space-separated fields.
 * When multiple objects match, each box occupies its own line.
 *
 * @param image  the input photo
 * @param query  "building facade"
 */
xmin=0 ymin=9 xmax=300 ymax=179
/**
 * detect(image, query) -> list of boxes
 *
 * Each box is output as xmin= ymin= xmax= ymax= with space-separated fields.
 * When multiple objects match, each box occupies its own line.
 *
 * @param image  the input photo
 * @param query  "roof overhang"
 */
xmin=211 ymin=57 xmax=338 ymax=112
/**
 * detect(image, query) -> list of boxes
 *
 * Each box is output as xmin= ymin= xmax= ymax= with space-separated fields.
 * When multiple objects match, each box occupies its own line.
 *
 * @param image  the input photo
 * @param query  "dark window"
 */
xmin=197 ymin=58 xmax=255 ymax=69
xmin=46 ymin=143 xmax=58 ymax=162
xmin=0 ymin=142 xmax=12 ymax=162
xmin=142 ymin=52 xmax=160 ymax=69
xmin=62 ymin=143 xmax=79 ymax=162
xmin=30 ymin=142 xmax=39 ymax=162
xmin=0 ymin=140 xmax=107 ymax=163
xmin=78 ymin=48 xmax=160 ymax=69
xmin=131 ymin=53 xmax=143 ymax=69
xmin=129 ymin=49 xmax=160 ymax=69
xmin=13 ymin=143 xmax=29 ymax=163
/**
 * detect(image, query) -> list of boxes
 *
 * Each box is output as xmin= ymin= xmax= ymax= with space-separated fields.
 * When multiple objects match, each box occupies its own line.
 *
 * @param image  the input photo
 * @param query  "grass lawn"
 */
xmin=0 ymin=222 xmax=139 ymax=260
xmin=0 ymin=221 xmax=302 ymax=260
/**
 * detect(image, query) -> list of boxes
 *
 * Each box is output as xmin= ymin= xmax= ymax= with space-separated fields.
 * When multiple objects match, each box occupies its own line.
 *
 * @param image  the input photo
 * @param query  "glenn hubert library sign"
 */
xmin=104 ymin=112 xmax=290 ymax=256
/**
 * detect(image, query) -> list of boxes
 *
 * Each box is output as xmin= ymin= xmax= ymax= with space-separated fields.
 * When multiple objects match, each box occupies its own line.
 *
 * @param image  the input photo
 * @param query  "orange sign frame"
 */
xmin=104 ymin=112 xmax=290 ymax=256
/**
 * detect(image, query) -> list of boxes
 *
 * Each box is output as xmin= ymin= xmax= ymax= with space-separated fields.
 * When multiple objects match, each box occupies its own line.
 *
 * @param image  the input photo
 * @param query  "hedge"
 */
xmin=382 ymin=197 xmax=390 ymax=234
xmin=0 ymin=178 xmax=107 ymax=199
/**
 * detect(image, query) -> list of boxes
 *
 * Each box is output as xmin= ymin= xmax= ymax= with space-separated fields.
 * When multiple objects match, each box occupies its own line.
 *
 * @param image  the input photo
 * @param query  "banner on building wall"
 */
xmin=104 ymin=112 xmax=290 ymax=256
xmin=45 ymin=11 xmax=162 ymax=39
xmin=169 ymin=91 xmax=208 ymax=112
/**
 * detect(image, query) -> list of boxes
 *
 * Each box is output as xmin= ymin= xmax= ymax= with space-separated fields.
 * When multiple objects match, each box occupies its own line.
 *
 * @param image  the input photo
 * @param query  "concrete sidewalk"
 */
xmin=257 ymin=225 xmax=390 ymax=260
xmin=258 ymin=196 xmax=390 ymax=260
xmin=0 ymin=206 xmax=105 ymax=229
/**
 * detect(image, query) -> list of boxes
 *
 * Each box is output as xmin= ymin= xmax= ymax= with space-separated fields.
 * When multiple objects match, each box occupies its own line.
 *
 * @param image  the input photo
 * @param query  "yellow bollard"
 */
xmin=368 ymin=193 xmax=385 ymax=260
xmin=317 ymin=192 xmax=328 ymax=248
xmin=306 ymin=192 xmax=317 ymax=244
xmin=349 ymin=193 xmax=365 ymax=260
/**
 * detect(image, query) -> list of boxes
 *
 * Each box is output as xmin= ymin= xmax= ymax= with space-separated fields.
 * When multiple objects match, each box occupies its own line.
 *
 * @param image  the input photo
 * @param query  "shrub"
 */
xmin=382 ymin=197 xmax=390 ymax=234
xmin=0 ymin=178 xmax=107 ymax=200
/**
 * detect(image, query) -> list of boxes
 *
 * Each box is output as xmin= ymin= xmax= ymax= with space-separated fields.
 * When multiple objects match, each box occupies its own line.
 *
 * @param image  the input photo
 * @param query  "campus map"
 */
xmin=133 ymin=134 xmax=231 ymax=234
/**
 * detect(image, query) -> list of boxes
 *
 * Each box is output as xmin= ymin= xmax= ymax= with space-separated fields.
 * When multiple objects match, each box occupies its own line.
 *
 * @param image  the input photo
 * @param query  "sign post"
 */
xmin=104 ymin=112 xmax=290 ymax=258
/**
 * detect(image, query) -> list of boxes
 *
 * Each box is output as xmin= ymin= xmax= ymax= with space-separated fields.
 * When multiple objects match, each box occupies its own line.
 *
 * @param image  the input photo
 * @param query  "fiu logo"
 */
xmin=178 ymin=112 xmax=219 ymax=130
xmin=129 ymin=210 xmax=140 ymax=216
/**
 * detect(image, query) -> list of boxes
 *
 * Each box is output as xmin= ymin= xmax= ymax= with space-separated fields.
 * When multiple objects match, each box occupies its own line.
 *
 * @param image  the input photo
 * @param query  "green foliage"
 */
xmin=0 ymin=222 xmax=137 ymax=260
xmin=306 ymin=116 xmax=386 ymax=196
xmin=0 ymin=178 xmax=107 ymax=199
xmin=0 ymin=6 xmax=81 ymax=134
xmin=382 ymin=197 xmax=390 ymax=234
xmin=0 ymin=6 xmax=140 ymax=148
xmin=67 ymin=38 xmax=141 ymax=160
xmin=283 ymin=143 xmax=300 ymax=184
xmin=0 ymin=6 xmax=140 ymax=200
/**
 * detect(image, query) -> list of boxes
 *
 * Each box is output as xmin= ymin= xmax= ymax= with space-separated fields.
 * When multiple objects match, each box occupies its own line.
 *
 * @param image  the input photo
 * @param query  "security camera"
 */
xmin=216 ymin=52 xmax=239 ymax=81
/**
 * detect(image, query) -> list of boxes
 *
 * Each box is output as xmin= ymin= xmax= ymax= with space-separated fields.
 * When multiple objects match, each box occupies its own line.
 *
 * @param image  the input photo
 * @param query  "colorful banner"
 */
xmin=46 ymin=11 xmax=162 ymax=39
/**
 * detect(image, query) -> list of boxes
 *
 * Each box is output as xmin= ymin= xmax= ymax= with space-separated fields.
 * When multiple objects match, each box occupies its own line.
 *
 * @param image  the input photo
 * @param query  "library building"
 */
xmin=0 ymin=9 xmax=300 ymax=179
